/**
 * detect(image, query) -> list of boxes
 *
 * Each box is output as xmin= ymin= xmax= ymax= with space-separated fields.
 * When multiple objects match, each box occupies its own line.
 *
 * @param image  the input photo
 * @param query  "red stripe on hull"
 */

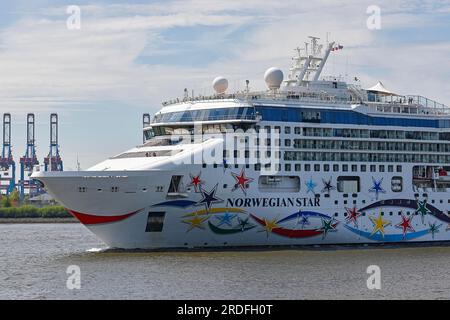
xmin=67 ymin=209 xmax=140 ymax=225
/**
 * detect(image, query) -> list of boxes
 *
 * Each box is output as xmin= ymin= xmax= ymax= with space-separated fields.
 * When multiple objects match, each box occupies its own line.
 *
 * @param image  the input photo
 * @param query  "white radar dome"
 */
xmin=212 ymin=76 xmax=228 ymax=94
xmin=264 ymin=67 xmax=284 ymax=89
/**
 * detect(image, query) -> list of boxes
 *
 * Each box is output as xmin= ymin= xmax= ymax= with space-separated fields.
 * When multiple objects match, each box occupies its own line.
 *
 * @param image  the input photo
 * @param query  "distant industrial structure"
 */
xmin=44 ymin=113 xmax=63 ymax=172
xmin=0 ymin=113 xmax=64 ymax=198
xmin=0 ymin=114 xmax=16 ymax=195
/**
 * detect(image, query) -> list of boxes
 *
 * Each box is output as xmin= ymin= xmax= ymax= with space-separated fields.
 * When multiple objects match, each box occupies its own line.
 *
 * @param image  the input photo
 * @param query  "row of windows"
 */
xmin=153 ymin=106 xmax=450 ymax=129
xmin=290 ymin=140 xmax=450 ymax=152
xmin=207 ymin=162 xmax=404 ymax=174
xmin=153 ymin=107 xmax=255 ymax=123
xmin=284 ymin=151 xmax=450 ymax=163
xmin=254 ymin=106 xmax=450 ymax=128
xmin=255 ymin=126 xmax=450 ymax=141
xmin=281 ymin=163 xmax=403 ymax=173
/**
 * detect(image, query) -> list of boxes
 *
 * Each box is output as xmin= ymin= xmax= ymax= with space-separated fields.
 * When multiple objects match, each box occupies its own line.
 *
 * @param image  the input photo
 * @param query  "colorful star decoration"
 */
xmin=297 ymin=213 xmax=310 ymax=229
xmin=369 ymin=177 xmax=386 ymax=200
xmin=237 ymin=216 xmax=252 ymax=231
xmin=215 ymin=213 xmax=237 ymax=227
xmin=188 ymin=172 xmax=204 ymax=193
xmin=321 ymin=177 xmax=336 ymax=194
xmin=260 ymin=217 xmax=279 ymax=238
xmin=428 ymin=222 xmax=442 ymax=239
xmin=395 ymin=213 xmax=415 ymax=239
xmin=195 ymin=184 xmax=223 ymax=212
xmin=319 ymin=218 xmax=338 ymax=239
xmin=231 ymin=169 xmax=254 ymax=195
xmin=415 ymin=200 xmax=430 ymax=224
xmin=345 ymin=207 xmax=361 ymax=227
xmin=305 ymin=178 xmax=317 ymax=194
xmin=369 ymin=213 xmax=391 ymax=238
xmin=182 ymin=215 xmax=208 ymax=232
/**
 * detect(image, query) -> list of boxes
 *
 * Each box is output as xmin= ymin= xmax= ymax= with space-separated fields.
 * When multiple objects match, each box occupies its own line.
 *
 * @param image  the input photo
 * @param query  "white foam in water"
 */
xmin=86 ymin=247 xmax=106 ymax=253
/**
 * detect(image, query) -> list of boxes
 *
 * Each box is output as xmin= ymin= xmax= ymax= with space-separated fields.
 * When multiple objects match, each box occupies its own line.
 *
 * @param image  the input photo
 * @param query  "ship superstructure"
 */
xmin=33 ymin=37 xmax=450 ymax=249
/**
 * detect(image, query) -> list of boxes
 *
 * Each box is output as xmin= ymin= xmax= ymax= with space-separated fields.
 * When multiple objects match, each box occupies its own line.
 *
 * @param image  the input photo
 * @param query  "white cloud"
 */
xmin=0 ymin=0 xmax=448 ymax=116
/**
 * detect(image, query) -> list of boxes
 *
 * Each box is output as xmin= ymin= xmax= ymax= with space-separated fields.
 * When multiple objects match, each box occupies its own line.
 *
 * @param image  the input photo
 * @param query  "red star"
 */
xmin=188 ymin=172 xmax=204 ymax=192
xmin=345 ymin=207 xmax=361 ymax=227
xmin=231 ymin=169 xmax=254 ymax=195
xmin=395 ymin=213 xmax=415 ymax=238
xmin=191 ymin=176 xmax=201 ymax=186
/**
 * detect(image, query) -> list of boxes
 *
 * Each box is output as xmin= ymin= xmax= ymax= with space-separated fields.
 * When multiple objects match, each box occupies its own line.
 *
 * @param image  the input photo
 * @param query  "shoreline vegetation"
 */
xmin=0 ymin=190 xmax=77 ymax=223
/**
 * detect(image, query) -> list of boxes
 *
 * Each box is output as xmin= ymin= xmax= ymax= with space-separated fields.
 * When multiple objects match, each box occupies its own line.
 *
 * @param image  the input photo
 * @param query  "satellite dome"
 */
xmin=264 ymin=67 xmax=284 ymax=89
xmin=212 ymin=76 xmax=228 ymax=94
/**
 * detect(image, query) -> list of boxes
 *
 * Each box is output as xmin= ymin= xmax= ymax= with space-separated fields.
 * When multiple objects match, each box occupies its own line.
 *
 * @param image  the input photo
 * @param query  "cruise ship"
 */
xmin=33 ymin=37 xmax=450 ymax=249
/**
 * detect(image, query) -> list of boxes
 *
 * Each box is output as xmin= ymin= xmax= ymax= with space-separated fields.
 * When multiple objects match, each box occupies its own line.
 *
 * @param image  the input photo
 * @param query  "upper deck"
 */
xmin=151 ymin=36 xmax=450 ymax=130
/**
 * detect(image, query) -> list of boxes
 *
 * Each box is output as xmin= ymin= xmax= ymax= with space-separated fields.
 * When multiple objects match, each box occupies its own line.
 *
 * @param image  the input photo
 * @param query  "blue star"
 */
xmin=321 ymin=177 xmax=335 ymax=194
xmin=196 ymin=184 xmax=223 ymax=212
xmin=305 ymin=178 xmax=317 ymax=194
xmin=298 ymin=215 xmax=310 ymax=228
xmin=215 ymin=213 xmax=237 ymax=227
xmin=369 ymin=177 xmax=386 ymax=200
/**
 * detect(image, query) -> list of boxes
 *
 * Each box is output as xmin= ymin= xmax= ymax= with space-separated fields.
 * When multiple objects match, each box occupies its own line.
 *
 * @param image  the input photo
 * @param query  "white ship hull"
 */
xmin=33 ymin=163 xmax=450 ymax=249
xmin=31 ymin=37 xmax=450 ymax=250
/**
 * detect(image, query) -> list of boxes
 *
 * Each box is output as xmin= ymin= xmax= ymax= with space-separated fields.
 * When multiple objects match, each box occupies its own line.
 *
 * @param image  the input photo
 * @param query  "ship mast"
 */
xmin=284 ymin=36 xmax=335 ymax=87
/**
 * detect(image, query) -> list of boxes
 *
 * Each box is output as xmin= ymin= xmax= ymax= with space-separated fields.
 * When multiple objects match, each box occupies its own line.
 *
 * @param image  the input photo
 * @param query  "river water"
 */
xmin=1 ymin=223 xmax=450 ymax=300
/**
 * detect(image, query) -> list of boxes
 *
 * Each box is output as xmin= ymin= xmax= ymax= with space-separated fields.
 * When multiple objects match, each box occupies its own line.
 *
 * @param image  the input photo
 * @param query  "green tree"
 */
xmin=9 ymin=190 xmax=20 ymax=204
xmin=1 ymin=196 xmax=11 ymax=208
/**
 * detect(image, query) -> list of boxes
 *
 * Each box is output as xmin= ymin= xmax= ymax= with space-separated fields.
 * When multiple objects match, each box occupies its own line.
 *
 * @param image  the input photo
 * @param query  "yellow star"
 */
xmin=263 ymin=217 xmax=279 ymax=235
xmin=369 ymin=213 xmax=391 ymax=238
xmin=182 ymin=216 xmax=208 ymax=232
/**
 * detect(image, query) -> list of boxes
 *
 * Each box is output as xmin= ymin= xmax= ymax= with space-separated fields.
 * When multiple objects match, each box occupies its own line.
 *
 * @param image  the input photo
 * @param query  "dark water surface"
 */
xmin=1 ymin=223 xmax=450 ymax=299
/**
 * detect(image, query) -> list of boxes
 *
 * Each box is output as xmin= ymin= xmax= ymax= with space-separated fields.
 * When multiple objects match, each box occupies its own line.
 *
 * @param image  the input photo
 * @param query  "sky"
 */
xmin=0 ymin=0 xmax=449 ymax=170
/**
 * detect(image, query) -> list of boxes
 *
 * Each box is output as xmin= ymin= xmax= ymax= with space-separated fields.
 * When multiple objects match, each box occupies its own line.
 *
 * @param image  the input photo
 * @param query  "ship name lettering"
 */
xmin=227 ymin=197 xmax=320 ymax=208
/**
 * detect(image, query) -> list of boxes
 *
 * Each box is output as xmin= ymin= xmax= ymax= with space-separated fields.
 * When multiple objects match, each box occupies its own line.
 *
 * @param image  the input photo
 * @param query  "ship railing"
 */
xmin=162 ymin=91 xmax=347 ymax=107
xmin=162 ymin=91 xmax=450 ymax=116
xmin=151 ymin=114 xmax=257 ymax=124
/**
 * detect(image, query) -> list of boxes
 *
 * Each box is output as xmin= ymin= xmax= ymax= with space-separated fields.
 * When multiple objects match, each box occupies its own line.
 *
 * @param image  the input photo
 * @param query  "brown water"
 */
xmin=1 ymin=223 xmax=450 ymax=300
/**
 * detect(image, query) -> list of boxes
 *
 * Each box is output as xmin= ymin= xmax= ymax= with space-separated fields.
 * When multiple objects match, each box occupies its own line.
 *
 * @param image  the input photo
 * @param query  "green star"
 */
xmin=415 ymin=200 xmax=430 ymax=224
xmin=319 ymin=218 xmax=337 ymax=239
xmin=428 ymin=222 xmax=442 ymax=239
xmin=237 ymin=216 xmax=252 ymax=231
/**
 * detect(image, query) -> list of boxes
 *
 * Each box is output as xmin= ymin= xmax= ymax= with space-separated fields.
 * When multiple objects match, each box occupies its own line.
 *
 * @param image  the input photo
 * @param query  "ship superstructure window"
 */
xmin=258 ymin=176 xmax=300 ymax=193
xmin=145 ymin=212 xmax=165 ymax=232
xmin=337 ymin=177 xmax=360 ymax=193
xmin=168 ymin=175 xmax=184 ymax=194
xmin=391 ymin=177 xmax=403 ymax=192
xmin=301 ymin=111 xmax=321 ymax=123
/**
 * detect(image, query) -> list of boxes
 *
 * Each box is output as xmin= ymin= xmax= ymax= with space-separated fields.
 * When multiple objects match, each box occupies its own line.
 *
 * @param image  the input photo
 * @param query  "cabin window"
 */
xmin=145 ymin=212 xmax=165 ymax=232
xmin=285 ymin=127 xmax=291 ymax=134
xmin=391 ymin=177 xmax=403 ymax=192
xmin=258 ymin=176 xmax=300 ymax=193
xmin=337 ymin=176 xmax=360 ymax=193
xmin=168 ymin=175 xmax=184 ymax=194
